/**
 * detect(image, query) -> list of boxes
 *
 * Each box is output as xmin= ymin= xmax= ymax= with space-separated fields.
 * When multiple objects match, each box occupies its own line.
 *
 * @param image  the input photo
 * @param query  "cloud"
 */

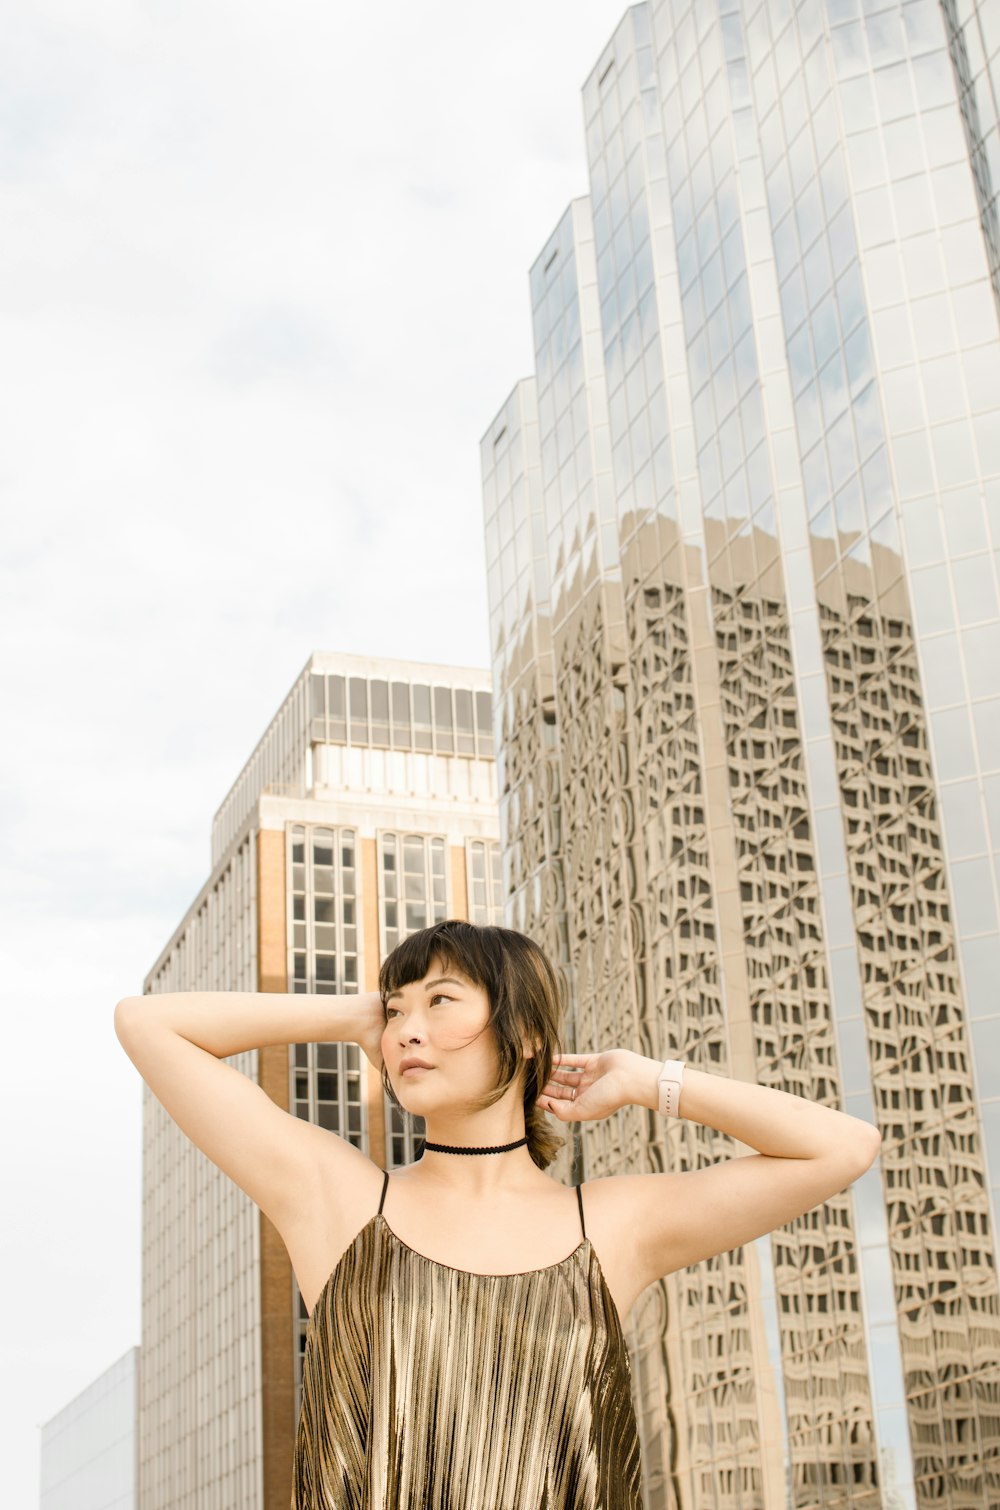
xmin=209 ymin=303 xmax=345 ymax=385
xmin=1 ymin=0 xmax=631 ymax=1497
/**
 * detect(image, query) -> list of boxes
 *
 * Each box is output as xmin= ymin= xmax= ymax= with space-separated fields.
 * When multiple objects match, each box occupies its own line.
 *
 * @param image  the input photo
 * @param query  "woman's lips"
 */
xmin=401 ymin=1065 xmax=433 ymax=1076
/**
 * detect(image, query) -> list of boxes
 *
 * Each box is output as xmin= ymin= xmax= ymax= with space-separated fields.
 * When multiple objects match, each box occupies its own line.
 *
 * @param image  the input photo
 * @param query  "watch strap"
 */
xmin=657 ymin=1058 xmax=685 ymax=1117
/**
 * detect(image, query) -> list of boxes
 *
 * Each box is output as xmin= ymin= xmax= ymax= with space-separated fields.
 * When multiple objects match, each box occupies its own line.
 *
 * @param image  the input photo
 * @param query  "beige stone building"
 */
xmin=140 ymin=653 xmax=502 ymax=1508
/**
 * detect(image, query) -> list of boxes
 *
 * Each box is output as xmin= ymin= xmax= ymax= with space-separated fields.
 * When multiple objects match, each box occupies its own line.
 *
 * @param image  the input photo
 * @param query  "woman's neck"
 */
xmin=403 ymin=1142 xmax=544 ymax=1196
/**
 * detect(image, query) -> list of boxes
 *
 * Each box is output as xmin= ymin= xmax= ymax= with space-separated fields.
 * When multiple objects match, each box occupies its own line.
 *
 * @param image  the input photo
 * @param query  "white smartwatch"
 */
xmin=657 ymin=1058 xmax=685 ymax=1117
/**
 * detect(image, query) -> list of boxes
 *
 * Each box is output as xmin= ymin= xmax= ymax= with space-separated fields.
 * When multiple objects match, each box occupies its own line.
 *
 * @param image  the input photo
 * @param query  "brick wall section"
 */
xmin=449 ymin=842 xmax=469 ymax=921
xmin=360 ymin=837 xmax=387 ymax=1171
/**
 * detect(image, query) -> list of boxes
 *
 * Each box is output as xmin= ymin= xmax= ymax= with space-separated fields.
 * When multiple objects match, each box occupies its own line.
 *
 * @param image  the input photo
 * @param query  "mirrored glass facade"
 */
xmin=482 ymin=5 xmax=1000 ymax=1506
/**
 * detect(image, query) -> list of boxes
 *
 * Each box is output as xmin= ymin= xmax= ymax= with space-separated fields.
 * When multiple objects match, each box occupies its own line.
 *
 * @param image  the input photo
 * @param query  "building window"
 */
xmin=379 ymin=831 xmax=448 ymax=954
xmin=348 ymin=678 xmax=368 ymax=743
xmin=309 ymin=672 xmax=325 ymax=742
xmin=467 ymin=839 xmax=504 ymax=923
xmin=391 ymin=681 xmax=411 ymax=747
xmin=412 ymin=683 xmax=433 ymax=750
xmin=433 ymin=685 xmax=454 ymax=753
xmin=476 ymin=689 xmax=494 ymax=756
xmin=455 ymin=687 xmax=475 ymax=754
xmin=328 ymin=675 xmax=346 ymax=741
xmin=288 ymin=824 xmax=358 ymax=994
xmin=291 ymin=1040 xmax=363 ymax=1140
xmin=370 ymin=679 xmax=390 ymax=747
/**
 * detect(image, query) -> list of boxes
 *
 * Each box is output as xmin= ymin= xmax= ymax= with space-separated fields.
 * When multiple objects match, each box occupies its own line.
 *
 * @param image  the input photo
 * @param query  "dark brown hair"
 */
xmin=378 ymin=919 xmax=567 ymax=1170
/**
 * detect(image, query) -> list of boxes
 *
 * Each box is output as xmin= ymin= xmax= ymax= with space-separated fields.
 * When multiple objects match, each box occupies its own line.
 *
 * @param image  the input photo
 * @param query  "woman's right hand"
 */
xmin=354 ymin=989 xmax=386 ymax=1073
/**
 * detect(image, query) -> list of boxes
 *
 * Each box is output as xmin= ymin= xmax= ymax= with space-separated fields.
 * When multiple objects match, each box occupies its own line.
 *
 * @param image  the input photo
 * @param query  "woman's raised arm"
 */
xmin=114 ymin=989 xmax=386 ymax=1233
xmin=540 ymin=1050 xmax=880 ymax=1283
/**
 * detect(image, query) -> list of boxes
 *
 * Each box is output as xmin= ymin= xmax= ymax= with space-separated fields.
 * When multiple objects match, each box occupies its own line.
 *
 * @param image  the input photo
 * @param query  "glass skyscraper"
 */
xmin=481 ymin=3 xmax=1000 ymax=1506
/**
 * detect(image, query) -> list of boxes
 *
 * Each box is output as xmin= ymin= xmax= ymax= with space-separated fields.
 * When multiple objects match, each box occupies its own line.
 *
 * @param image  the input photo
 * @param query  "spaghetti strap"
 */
xmin=575 ymin=1182 xmax=587 ymax=1242
xmin=377 ymin=1168 xmax=389 ymax=1214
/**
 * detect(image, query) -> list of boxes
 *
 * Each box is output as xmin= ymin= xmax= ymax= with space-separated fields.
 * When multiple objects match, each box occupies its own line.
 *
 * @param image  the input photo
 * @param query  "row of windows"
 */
xmin=288 ymin=826 xmax=493 ymax=993
xmin=309 ymin=674 xmax=493 ymax=758
xmin=287 ymin=829 xmax=502 ymax=987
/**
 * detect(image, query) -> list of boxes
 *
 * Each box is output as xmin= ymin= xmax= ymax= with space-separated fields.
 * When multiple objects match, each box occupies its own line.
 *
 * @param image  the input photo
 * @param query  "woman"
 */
xmin=115 ymin=917 xmax=881 ymax=1508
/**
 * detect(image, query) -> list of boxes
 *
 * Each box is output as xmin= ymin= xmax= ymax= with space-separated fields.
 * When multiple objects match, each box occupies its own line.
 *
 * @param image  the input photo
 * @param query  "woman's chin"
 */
xmin=396 ymin=1079 xmax=436 ymax=1104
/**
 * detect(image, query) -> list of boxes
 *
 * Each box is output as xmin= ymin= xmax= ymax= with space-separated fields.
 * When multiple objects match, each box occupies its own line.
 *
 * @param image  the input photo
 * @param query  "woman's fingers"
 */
xmin=539 ymin=1095 xmax=576 ymax=1120
xmin=540 ymin=1057 xmax=595 ymax=1117
xmin=540 ymin=1080 xmax=574 ymax=1099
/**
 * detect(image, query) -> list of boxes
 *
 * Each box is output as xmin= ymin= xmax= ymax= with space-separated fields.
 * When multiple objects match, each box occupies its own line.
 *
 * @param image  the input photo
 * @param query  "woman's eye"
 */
xmin=386 ymin=994 xmax=452 ymax=1019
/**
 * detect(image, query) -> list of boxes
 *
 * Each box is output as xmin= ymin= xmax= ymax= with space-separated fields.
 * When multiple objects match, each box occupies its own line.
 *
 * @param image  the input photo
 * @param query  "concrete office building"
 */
xmin=39 ymin=1347 xmax=140 ymax=1510
xmin=482 ymin=3 xmax=1000 ymax=1506
xmin=140 ymin=653 xmax=502 ymax=1508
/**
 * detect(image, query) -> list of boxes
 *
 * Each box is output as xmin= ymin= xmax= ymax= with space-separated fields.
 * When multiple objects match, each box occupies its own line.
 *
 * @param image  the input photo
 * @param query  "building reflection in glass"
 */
xmin=482 ymin=2 xmax=1000 ymax=1506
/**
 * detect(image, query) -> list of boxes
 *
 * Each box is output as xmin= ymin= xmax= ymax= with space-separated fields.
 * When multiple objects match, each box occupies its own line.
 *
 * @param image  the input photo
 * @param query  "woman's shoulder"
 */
xmin=577 ymin=1167 xmax=681 ymax=1233
xmin=577 ymin=1168 xmax=631 ymax=1213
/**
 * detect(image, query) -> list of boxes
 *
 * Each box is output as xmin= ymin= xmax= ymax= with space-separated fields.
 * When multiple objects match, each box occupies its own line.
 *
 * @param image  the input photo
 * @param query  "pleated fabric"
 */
xmin=291 ymin=1171 xmax=643 ymax=1509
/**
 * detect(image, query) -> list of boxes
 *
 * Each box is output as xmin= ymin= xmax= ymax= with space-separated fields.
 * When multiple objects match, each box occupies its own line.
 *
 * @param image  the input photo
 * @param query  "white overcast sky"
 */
xmin=1 ymin=0 xmax=631 ymax=1499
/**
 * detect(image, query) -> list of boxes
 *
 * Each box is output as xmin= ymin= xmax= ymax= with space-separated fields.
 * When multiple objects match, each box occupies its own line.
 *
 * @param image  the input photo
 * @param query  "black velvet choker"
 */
xmin=421 ymin=1136 xmax=528 ymax=1156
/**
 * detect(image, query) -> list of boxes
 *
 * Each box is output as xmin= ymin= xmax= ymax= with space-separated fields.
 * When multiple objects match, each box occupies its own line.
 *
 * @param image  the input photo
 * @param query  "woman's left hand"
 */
xmin=537 ymin=1049 xmax=634 ymax=1122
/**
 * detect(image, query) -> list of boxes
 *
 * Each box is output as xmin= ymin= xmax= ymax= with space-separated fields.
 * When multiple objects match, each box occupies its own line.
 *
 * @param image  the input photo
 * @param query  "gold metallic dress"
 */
xmin=291 ymin=1168 xmax=643 ymax=1508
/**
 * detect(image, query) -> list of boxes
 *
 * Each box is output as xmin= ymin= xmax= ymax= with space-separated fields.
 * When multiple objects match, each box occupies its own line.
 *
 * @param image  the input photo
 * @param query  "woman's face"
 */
xmin=381 ymin=956 xmax=500 ymax=1113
